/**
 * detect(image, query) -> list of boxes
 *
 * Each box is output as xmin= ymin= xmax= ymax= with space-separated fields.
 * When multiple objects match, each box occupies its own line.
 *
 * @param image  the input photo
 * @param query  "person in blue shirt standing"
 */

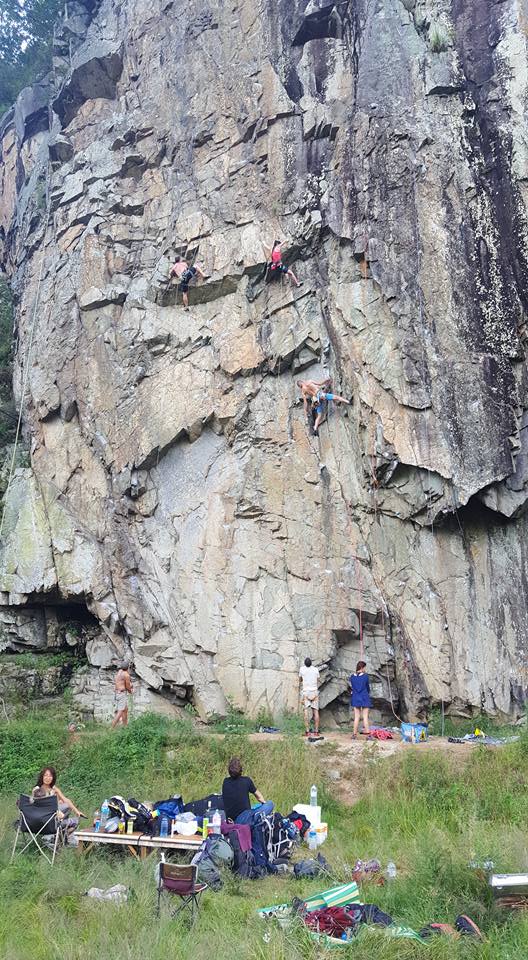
xmin=350 ymin=660 xmax=371 ymax=739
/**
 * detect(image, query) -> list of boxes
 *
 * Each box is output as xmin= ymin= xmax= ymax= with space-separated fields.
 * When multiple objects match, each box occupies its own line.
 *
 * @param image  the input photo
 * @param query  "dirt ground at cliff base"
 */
xmin=244 ymin=731 xmax=476 ymax=806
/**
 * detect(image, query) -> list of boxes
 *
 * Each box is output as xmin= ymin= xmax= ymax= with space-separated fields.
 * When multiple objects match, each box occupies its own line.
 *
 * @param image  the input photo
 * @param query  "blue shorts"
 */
xmin=179 ymin=266 xmax=197 ymax=293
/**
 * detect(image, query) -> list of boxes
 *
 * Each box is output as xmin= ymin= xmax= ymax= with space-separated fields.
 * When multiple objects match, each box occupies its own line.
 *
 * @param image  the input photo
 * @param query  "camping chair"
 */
xmin=11 ymin=794 xmax=64 ymax=866
xmin=156 ymin=862 xmax=207 ymax=923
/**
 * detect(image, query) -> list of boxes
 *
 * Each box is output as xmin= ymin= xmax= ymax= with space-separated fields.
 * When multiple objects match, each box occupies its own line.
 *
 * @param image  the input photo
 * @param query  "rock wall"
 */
xmin=1 ymin=0 xmax=527 ymax=721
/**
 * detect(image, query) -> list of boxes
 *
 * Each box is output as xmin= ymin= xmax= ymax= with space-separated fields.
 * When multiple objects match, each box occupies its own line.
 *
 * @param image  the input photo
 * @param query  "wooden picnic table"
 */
xmin=74 ymin=828 xmax=204 ymax=860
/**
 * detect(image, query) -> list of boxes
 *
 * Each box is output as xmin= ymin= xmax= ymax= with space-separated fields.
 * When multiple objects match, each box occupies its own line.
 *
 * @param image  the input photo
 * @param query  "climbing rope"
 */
xmin=355 ymin=556 xmax=365 ymax=662
xmin=0 ymin=163 xmax=53 ymax=541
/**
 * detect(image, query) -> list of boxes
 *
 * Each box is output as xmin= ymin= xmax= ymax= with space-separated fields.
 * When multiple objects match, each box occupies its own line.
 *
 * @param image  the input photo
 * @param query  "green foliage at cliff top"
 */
xmin=0 ymin=0 xmax=61 ymax=118
xmin=0 ymin=711 xmax=527 ymax=958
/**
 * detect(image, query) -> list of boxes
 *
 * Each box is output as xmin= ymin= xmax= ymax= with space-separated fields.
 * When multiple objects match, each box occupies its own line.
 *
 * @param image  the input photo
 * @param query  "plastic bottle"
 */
xmin=308 ymin=826 xmax=317 ymax=851
xmin=93 ymin=810 xmax=101 ymax=832
xmin=101 ymin=799 xmax=110 ymax=829
xmin=160 ymin=817 xmax=169 ymax=839
xmin=310 ymin=784 xmax=318 ymax=807
xmin=386 ymin=861 xmax=397 ymax=879
xmin=212 ymin=810 xmax=222 ymax=835
xmin=202 ymin=817 xmax=209 ymax=839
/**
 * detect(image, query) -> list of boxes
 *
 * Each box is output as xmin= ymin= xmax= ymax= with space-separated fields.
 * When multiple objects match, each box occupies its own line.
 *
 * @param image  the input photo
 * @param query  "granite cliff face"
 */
xmin=1 ymin=0 xmax=527 ymax=722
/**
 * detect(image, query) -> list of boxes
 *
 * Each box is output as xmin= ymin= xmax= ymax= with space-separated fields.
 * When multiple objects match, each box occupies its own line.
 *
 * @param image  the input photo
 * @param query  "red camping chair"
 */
xmin=156 ymin=862 xmax=207 ymax=923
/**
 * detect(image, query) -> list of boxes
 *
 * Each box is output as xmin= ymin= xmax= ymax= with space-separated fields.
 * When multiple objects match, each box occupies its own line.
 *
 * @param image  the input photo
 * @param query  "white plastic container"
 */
xmin=316 ymin=823 xmax=328 ymax=845
xmin=293 ymin=803 xmax=321 ymax=827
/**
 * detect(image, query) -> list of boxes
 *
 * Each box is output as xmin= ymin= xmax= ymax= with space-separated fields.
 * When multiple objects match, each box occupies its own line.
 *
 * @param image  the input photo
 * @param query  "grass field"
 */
xmin=0 ymin=710 xmax=527 ymax=959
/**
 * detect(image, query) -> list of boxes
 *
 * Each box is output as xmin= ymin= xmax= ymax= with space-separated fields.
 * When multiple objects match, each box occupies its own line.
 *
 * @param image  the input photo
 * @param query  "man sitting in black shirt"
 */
xmin=222 ymin=756 xmax=273 ymax=823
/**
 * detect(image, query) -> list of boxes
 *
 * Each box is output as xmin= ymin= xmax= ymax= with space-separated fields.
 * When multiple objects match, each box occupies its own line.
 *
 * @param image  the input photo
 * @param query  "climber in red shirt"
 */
xmin=262 ymin=239 xmax=302 ymax=287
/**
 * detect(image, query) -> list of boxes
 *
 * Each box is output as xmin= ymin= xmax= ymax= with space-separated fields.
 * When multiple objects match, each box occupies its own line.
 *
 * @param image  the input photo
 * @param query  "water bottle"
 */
xmin=386 ymin=861 xmax=397 ymax=879
xmin=212 ymin=810 xmax=221 ymax=835
xmin=310 ymin=785 xmax=318 ymax=807
xmin=101 ymin=800 xmax=109 ymax=829
xmin=160 ymin=817 xmax=169 ymax=838
xmin=308 ymin=826 xmax=317 ymax=851
xmin=93 ymin=810 xmax=101 ymax=832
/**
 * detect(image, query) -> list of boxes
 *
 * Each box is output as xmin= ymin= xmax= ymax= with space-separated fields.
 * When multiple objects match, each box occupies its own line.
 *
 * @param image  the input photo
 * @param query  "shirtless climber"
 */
xmin=262 ymin=239 xmax=302 ymax=287
xmin=169 ymin=256 xmax=206 ymax=309
xmin=111 ymin=662 xmax=133 ymax=728
xmin=297 ymin=378 xmax=333 ymax=414
xmin=312 ymin=389 xmax=350 ymax=435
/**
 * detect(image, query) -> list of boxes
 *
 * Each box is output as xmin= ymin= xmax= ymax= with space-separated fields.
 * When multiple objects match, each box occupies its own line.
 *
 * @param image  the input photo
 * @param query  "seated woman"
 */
xmin=33 ymin=767 xmax=86 ymax=835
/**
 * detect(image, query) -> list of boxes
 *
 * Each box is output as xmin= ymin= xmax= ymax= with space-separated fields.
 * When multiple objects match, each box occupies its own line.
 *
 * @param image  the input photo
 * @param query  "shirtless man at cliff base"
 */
xmin=112 ymin=662 xmax=133 ymax=728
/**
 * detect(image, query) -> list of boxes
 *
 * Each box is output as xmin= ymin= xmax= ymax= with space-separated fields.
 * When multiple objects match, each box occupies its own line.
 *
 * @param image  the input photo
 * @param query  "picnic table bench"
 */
xmin=74 ymin=828 xmax=204 ymax=859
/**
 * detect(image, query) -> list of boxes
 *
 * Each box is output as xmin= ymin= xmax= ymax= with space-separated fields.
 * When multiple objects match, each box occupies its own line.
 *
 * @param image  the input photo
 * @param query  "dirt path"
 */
xmin=245 ymin=731 xmax=476 ymax=806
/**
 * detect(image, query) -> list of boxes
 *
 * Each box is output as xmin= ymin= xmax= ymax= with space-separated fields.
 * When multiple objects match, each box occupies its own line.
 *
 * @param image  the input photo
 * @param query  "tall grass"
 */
xmin=0 ymin=713 xmax=527 ymax=958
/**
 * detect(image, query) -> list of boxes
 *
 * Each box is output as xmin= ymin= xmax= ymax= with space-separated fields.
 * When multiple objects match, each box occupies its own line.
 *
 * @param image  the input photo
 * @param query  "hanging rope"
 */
xmin=0 ymin=164 xmax=53 ymax=541
xmin=356 ymin=556 xmax=364 ymax=661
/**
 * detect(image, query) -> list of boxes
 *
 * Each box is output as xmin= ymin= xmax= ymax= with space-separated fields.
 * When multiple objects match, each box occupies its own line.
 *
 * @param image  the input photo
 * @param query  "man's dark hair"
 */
xmin=356 ymin=660 xmax=367 ymax=672
xmin=228 ymin=757 xmax=243 ymax=778
xmin=37 ymin=766 xmax=57 ymax=788
xmin=174 ymin=255 xmax=182 ymax=262
xmin=304 ymin=657 xmax=312 ymax=667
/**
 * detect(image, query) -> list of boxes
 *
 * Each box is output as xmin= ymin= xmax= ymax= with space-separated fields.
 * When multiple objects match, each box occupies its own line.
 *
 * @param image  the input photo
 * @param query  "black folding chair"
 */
xmin=156 ymin=862 xmax=207 ymax=924
xmin=11 ymin=794 xmax=64 ymax=866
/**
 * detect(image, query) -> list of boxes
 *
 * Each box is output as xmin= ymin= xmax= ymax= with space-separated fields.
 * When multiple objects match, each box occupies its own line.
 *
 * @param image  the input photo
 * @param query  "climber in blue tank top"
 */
xmin=350 ymin=660 xmax=371 ymax=739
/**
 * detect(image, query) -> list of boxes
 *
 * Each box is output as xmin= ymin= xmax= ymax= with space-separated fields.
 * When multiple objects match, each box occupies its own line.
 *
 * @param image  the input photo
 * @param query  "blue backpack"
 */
xmin=153 ymin=796 xmax=184 ymax=819
xmin=250 ymin=811 xmax=277 ymax=874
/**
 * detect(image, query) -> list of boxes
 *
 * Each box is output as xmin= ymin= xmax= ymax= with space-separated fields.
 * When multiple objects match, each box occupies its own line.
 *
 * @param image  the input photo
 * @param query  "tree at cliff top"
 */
xmin=0 ymin=0 xmax=61 ymax=116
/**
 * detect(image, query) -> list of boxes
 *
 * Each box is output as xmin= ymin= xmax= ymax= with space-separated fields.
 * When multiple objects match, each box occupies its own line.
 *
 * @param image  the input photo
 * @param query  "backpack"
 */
xmin=204 ymin=835 xmax=234 ymax=870
xmin=128 ymin=797 xmax=154 ymax=833
xmin=182 ymin=794 xmax=224 ymax=818
xmin=250 ymin=811 xmax=277 ymax=873
xmin=268 ymin=812 xmax=296 ymax=861
xmin=225 ymin=829 xmax=262 ymax=879
xmin=107 ymin=796 xmax=152 ymax=832
xmin=153 ymin=797 xmax=184 ymax=819
xmin=294 ymin=858 xmax=322 ymax=878
xmin=192 ymin=836 xmax=233 ymax=892
xmin=286 ymin=810 xmax=311 ymax=838
xmin=194 ymin=853 xmax=223 ymax=890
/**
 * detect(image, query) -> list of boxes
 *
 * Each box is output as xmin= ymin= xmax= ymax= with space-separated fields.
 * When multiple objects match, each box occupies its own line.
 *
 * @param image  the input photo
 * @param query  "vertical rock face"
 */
xmin=1 ymin=0 xmax=527 ymax=721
